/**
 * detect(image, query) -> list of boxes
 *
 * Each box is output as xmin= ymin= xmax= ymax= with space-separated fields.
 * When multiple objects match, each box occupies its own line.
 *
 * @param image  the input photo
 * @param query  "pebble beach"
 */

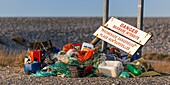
xmin=0 ymin=17 xmax=169 ymax=85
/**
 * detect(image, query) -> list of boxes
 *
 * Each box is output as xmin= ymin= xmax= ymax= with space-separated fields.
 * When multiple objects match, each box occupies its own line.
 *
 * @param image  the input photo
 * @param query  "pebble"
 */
xmin=0 ymin=17 xmax=169 ymax=84
xmin=0 ymin=17 xmax=169 ymax=54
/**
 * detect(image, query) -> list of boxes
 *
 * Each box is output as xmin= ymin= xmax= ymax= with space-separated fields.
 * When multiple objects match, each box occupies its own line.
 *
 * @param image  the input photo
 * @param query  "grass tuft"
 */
xmin=151 ymin=61 xmax=170 ymax=74
xmin=143 ymin=53 xmax=170 ymax=61
xmin=0 ymin=51 xmax=170 ymax=74
xmin=0 ymin=50 xmax=26 ymax=67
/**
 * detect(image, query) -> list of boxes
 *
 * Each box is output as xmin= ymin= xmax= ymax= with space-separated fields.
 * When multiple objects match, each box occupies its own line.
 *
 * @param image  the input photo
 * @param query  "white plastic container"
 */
xmin=98 ymin=61 xmax=124 ymax=77
xmin=24 ymin=56 xmax=29 ymax=64
xmin=81 ymin=42 xmax=94 ymax=51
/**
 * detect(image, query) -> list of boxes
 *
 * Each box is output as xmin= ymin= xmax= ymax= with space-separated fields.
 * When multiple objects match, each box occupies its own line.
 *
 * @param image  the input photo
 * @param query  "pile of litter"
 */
xmin=24 ymin=17 xmax=161 ymax=78
xmin=24 ymin=40 xmax=161 ymax=78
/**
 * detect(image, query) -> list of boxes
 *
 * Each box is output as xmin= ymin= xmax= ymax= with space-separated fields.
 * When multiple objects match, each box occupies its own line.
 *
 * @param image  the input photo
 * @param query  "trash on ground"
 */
xmin=23 ymin=17 xmax=157 ymax=78
xmin=23 ymin=41 xmax=159 ymax=78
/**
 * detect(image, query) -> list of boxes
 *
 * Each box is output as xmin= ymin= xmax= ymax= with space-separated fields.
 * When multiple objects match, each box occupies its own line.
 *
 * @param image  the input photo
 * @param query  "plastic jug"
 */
xmin=98 ymin=61 xmax=124 ymax=77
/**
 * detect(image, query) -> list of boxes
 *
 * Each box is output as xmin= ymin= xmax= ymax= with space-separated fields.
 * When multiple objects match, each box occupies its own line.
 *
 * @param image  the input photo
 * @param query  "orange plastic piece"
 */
xmin=73 ymin=43 xmax=82 ymax=48
xmin=62 ymin=43 xmax=73 ymax=52
xmin=29 ymin=50 xmax=42 ymax=62
xmin=77 ymin=49 xmax=94 ymax=62
xmin=29 ymin=51 xmax=34 ymax=62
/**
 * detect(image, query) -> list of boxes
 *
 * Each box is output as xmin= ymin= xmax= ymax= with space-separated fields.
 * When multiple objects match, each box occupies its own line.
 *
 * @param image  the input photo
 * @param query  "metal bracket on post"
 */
xmin=90 ymin=37 xmax=100 ymax=46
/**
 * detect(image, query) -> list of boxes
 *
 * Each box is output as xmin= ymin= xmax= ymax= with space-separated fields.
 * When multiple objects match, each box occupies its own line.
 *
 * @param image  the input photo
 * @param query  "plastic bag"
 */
xmin=77 ymin=49 xmax=94 ymax=62
xmin=30 ymin=70 xmax=56 ymax=77
xmin=68 ymin=57 xmax=83 ymax=66
xmin=55 ymin=54 xmax=69 ymax=64
xmin=62 ymin=43 xmax=73 ymax=52
xmin=66 ymin=49 xmax=78 ymax=57
xmin=92 ymin=53 xmax=106 ymax=68
xmin=50 ymin=62 xmax=70 ymax=76
xmin=119 ymin=71 xmax=130 ymax=78
xmin=133 ymin=57 xmax=153 ymax=72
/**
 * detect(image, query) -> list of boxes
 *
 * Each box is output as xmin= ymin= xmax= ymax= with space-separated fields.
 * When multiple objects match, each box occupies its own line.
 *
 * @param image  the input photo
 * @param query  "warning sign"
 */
xmin=104 ymin=17 xmax=151 ymax=45
xmin=93 ymin=26 xmax=141 ymax=55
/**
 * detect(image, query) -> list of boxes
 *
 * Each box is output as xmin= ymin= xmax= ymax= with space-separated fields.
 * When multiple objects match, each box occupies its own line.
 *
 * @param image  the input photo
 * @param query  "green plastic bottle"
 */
xmin=127 ymin=64 xmax=142 ymax=76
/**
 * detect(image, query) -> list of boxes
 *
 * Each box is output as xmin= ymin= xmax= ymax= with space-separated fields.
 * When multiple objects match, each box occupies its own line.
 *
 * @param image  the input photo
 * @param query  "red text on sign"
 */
xmin=102 ymin=28 xmax=118 ymax=38
xmin=125 ymin=31 xmax=139 ymax=40
xmin=100 ymin=33 xmax=108 ymax=39
xmin=113 ymin=25 xmax=126 ymax=34
xmin=120 ymin=23 xmax=138 ymax=34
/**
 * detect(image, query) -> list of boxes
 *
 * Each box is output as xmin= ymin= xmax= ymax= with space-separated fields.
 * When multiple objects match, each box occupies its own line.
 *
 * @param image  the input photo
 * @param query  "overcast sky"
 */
xmin=0 ymin=0 xmax=169 ymax=17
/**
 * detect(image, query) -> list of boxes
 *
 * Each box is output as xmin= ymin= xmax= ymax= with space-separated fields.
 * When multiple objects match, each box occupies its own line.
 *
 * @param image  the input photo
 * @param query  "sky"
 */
xmin=0 ymin=0 xmax=169 ymax=17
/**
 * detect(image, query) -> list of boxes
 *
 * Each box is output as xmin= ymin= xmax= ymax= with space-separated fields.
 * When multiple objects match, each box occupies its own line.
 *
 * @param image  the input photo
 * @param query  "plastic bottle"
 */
xmin=127 ymin=64 xmax=142 ymax=76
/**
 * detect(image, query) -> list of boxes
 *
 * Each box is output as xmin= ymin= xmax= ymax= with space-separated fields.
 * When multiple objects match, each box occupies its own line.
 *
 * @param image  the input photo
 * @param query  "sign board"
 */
xmin=93 ymin=26 xmax=141 ymax=55
xmin=104 ymin=17 xmax=151 ymax=45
